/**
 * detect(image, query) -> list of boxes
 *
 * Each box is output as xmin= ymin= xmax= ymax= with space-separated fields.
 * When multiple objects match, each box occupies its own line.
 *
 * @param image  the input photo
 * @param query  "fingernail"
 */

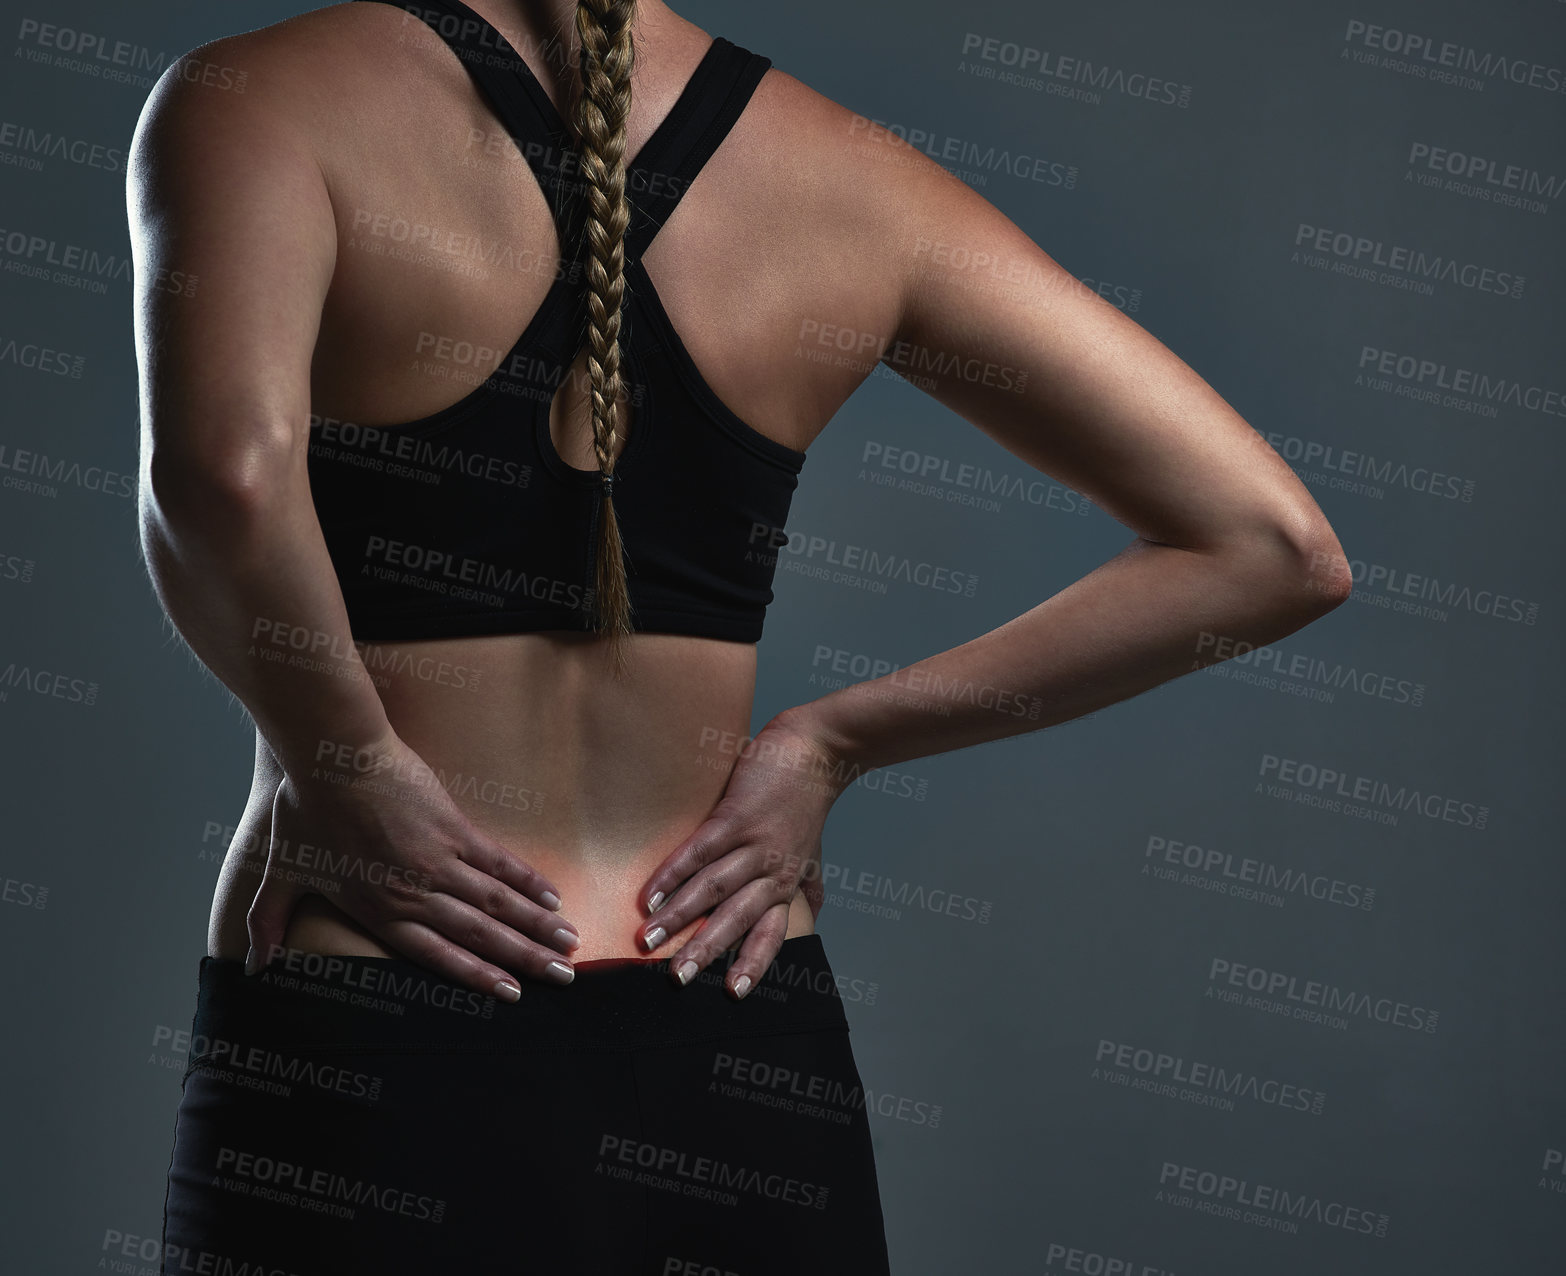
xmin=244 ymin=946 xmax=258 ymax=976
xmin=545 ymin=960 xmax=575 ymax=985
xmin=540 ymin=890 xmax=562 ymax=910
xmin=494 ymin=979 xmax=521 ymax=1002
xmin=675 ymin=959 xmax=697 ymax=986
xmin=554 ymin=927 xmax=580 ymax=951
xmin=647 ymin=891 xmax=664 ymax=912
xmin=732 ymin=974 xmax=752 ymax=999
xmin=642 ymin=925 xmax=666 ymax=951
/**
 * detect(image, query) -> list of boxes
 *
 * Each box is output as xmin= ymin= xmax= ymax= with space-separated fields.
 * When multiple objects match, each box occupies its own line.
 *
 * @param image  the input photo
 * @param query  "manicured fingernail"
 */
xmin=243 ymin=946 xmax=258 ymax=976
xmin=494 ymin=979 xmax=521 ymax=1002
xmin=554 ymin=927 xmax=580 ymax=951
xmin=648 ymin=891 xmax=664 ymax=912
xmin=675 ymin=959 xmax=697 ymax=986
xmin=545 ymin=960 xmax=574 ymax=985
xmin=732 ymin=974 xmax=751 ymax=999
xmin=642 ymin=925 xmax=666 ymax=951
xmin=540 ymin=891 xmax=562 ymax=910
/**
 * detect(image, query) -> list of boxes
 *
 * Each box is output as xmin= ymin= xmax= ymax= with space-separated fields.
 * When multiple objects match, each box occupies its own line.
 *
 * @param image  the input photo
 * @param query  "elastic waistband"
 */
xmin=191 ymin=934 xmax=847 ymax=1053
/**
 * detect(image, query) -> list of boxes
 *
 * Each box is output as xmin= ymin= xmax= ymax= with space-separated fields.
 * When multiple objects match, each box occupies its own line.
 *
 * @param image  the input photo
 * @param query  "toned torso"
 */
xmin=204 ymin=0 xmax=906 ymax=966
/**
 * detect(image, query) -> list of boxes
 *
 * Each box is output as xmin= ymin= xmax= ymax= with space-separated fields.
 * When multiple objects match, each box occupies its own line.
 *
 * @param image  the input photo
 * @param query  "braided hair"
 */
xmin=570 ymin=0 xmax=638 ymax=677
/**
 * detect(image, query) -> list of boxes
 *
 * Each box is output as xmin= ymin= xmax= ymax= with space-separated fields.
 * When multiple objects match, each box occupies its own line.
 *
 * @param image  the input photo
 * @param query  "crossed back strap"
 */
xmin=360 ymin=0 xmax=772 ymax=267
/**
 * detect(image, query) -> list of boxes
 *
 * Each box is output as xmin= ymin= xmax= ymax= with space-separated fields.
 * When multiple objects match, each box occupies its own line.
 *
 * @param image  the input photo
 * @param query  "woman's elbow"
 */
xmin=144 ymin=428 xmax=294 ymax=529
xmin=1246 ymin=509 xmax=1354 ymax=616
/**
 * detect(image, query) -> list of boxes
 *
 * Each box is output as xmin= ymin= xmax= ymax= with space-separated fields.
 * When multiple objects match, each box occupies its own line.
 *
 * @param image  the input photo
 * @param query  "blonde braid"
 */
xmin=572 ymin=0 xmax=637 ymax=677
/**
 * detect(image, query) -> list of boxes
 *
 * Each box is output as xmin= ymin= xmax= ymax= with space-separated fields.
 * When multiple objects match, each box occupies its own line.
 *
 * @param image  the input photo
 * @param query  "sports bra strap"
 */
xmin=359 ymin=0 xmax=582 ymax=237
xmin=355 ymin=0 xmax=773 ymax=265
xmin=622 ymin=39 xmax=772 ymax=264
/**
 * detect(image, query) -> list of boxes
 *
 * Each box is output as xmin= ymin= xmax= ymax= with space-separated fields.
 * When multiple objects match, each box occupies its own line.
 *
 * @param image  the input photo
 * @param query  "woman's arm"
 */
xmin=782 ymin=536 xmax=1344 ymax=793
xmin=779 ymin=133 xmax=1352 ymax=786
xmin=128 ymin=46 xmax=576 ymax=994
xmin=639 ymin=126 xmax=1352 ymax=989
xmin=128 ymin=48 xmax=388 ymax=775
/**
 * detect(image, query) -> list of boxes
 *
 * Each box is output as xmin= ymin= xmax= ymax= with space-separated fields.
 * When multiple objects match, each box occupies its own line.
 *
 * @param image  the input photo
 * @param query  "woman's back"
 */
xmin=163 ymin=0 xmax=913 ymax=963
xmin=138 ymin=0 xmax=1331 ymax=975
xmin=307 ymin=2 xmax=889 ymax=452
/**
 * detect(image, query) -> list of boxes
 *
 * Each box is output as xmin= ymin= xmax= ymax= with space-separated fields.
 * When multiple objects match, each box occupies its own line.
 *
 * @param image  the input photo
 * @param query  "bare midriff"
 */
xmin=207 ymin=630 xmax=816 ymax=969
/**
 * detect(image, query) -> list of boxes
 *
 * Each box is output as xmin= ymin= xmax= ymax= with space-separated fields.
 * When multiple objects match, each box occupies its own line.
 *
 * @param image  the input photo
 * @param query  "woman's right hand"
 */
xmin=244 ymin=729 xmax=580 ymax=1000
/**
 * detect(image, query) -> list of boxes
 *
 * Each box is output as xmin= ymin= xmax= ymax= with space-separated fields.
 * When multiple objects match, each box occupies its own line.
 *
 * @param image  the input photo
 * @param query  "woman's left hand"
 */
xmin=636 ymin=713 xmax=847 ymax=999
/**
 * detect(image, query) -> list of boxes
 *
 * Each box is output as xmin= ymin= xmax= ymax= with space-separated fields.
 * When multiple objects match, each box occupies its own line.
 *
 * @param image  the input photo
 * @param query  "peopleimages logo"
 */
xmin=1341 ymin=18 xmax=1566 ymax=98
xmin=310 ymin=413 xmax=533 ymax=489
xmin=909 ymin=236 xmax=1144 ymax=313
xmin=1157 ymin=1160 xmax=1391 ymax=1238
xmin=1094 ymin=1038 xmax=1328 ymax=1115
xmin=1206 ymin=957 xmax=1439 ymax=1034
xmin=346 ymin=207 xmax=583 ymax=282
xmin=1195 ymin=631 xmax=1426 ymax=708
xmin=597 ymin=1135 xmax=831 ymax=1210
xmin=1357 ymin=345 xmax=1566 ymax=419
xmin=1334 ymin=554 xmax=1539 ymax=626
xmin=259 ymin=947 xmax=496 ymax=1020
xmin=859 ymin=441 xmax=1092 ymax=516
xmin=845 ymin=114 xmax=1078 ymax=189
xmin=360 ymin=535 xmax=592 ymax=613
xmin=214 ymin=1147 xmax=445 ymax=1223
xmin=1257 ymin=423 xmax=1477 ymax=501
xmin=748 ymin=522 xmax=979 ymax=598
xmin=823 ymin=862 xmax=990 ymax=921
xmin=13 ymin=20 xmax=250 ymax=91
xmin=0 ymin=442 xmax=134 ymax=498
xmin=710 ymin=1051 xmax=944 ymax=1128
xmin=171 ymin=1030 xmax=385 ymax=1104
xmin=1143 ymin=832 xmax=1377 ymax=913
xmin=1404 ymin=141 xmax=1564 ymax=213
xmin=808 ymin=642 xmax=1043 ymax=720
xmin=0 ymin=225 xmax=133 ymax=287
xmin=958 ymin=32 xmax=1193 ymax=108
xmin=15 ymin=19 xmax=171 ymax=69
xmin=0 ymin=658 xmax=99 ymax=706
xmin=0 ymin=338 xmax=85 ymax=377
xmin=1292 ymin=223 xmax=1525 ymax=299
xmin=0 ymin=120 xmax=125 ymax=173
xmin=1258 ymin=753 xmax=1489 ymax=830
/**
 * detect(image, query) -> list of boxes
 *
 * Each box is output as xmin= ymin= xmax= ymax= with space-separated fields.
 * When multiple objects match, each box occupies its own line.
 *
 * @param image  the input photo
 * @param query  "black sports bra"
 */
xmin=307 ymin=0 xmax=806 ymax=645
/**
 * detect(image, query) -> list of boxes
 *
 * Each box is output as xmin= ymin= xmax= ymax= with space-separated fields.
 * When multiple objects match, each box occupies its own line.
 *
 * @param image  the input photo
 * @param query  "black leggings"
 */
xmin=161 ymin=935 xmax=892 ymax=1275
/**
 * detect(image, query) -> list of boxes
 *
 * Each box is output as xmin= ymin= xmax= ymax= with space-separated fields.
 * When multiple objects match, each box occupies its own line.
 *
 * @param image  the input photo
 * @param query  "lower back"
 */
xmin=208 ymin=631 xmax=814 ymax=964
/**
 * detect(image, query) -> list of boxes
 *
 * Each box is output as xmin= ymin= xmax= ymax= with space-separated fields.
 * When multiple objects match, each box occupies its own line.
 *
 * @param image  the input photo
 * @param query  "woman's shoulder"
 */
xmin=144 ymin=3 xmax=431 ymax=116
xmin=130 ymin=2 xmax=447 ymax=171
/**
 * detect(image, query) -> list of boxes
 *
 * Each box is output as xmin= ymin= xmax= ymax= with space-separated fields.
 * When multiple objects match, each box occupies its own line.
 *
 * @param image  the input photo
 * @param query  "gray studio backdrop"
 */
xmin=1 ymin=0 xmax=1562 ymax=1272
